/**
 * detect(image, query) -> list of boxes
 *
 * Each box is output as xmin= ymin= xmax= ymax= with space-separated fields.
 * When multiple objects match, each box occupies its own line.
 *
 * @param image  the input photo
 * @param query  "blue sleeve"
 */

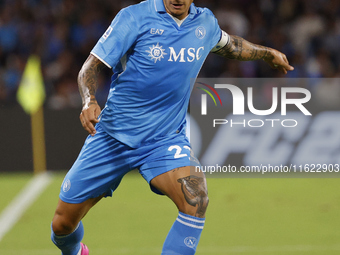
xmin=207 ymin=9 xmax=222 ymax=50
xmin=91 ymin=8 xmax=138 ymax=69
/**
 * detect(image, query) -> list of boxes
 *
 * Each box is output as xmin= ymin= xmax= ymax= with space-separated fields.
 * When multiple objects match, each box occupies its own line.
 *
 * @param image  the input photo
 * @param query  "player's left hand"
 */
xmin=264 ymin=48 xmax=294 ymax=75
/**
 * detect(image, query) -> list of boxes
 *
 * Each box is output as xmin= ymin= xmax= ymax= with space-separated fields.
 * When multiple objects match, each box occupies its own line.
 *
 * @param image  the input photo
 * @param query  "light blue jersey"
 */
xmin=91 ymin=0 xmax=222 ymax=148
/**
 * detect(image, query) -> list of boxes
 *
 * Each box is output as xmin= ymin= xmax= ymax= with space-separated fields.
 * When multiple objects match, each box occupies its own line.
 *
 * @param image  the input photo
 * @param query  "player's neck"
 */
xmin=167 ymin=13 xmax=188 ymax=27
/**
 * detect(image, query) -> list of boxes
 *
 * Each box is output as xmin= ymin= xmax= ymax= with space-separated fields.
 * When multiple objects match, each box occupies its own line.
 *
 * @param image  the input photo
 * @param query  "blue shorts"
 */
xmin=60 ymin=123 xmax=200 ymax=203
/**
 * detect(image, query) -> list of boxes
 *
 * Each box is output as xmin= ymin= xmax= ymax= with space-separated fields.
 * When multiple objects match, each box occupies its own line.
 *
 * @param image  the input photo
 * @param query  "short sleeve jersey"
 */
xmin=91 ymin=0 xmax=222 ymax=148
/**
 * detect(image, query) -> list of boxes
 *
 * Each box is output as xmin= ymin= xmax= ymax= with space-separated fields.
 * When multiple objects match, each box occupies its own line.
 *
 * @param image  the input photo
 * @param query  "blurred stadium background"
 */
xmin=1 ymin=0 xmax=340 ymax=254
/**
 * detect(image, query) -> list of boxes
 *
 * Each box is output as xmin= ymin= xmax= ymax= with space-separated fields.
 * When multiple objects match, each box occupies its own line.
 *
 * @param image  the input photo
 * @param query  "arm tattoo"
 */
xmin=177 ymin=175 xmax=208 ymax=218
xmin=78 ymin=55 xmax=106 ymax=107
xmin=214 ymin=35 xmax=270 ymax=61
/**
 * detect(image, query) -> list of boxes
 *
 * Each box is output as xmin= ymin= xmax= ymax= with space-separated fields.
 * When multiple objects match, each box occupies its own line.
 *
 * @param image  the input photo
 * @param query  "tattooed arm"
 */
xmin=214 ymin=35 xmax=294 ymax=74
xmin=78 ymin=54 xmax=107 ymax=136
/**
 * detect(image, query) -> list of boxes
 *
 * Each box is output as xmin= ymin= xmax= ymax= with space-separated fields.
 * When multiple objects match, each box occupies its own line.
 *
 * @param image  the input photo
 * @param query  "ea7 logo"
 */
xmin=168 ymin=47 xmax=204 ymax=62
xmin=201 ymin=84 xmax=312 ymax=116
xmin=150 ymin=28 xmax=164 ymax=35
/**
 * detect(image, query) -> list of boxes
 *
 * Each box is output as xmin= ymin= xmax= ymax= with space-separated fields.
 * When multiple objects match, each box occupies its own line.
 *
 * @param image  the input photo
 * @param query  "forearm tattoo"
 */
xmin=78 ymin=56 xmax=106 ymax=107
xmin=215 ymin=35 xmax=270 ymax=61
xmin=177 ymin=175 xmax=208 ymax=218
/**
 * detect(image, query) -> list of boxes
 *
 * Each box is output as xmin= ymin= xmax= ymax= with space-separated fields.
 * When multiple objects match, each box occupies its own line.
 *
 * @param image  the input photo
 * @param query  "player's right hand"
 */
xmin=79 ymin=100 xmax=101 ymax=136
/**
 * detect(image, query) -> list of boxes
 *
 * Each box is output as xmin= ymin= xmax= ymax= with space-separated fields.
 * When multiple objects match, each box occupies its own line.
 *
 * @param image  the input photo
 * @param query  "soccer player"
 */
xmin=51 ymin=0 xmax=294 ymax=254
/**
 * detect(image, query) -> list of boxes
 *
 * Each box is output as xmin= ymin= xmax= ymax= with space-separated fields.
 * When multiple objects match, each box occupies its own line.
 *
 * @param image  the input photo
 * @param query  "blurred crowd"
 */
xmin=0 ymin=0 xmax=340 ymax=109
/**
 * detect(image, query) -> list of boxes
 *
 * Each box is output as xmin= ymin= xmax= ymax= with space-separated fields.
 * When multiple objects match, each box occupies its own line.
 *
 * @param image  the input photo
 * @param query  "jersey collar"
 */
xmin=154 ymin=0 xmax=197 ymax=16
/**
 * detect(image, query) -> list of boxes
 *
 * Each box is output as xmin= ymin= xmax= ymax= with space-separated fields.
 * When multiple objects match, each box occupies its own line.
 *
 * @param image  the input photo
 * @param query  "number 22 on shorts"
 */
xmin=168 ymin=145 xmax=193 ymax=159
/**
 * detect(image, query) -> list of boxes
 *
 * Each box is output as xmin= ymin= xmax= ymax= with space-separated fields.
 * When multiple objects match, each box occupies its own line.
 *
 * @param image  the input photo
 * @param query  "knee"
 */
xmin=176 ymin=175 xmax=209 ymax=218
xmin=180 ymin=189 xmax=209 ymax=218
xmin=52 ymin=213 xmax=79 ymax=236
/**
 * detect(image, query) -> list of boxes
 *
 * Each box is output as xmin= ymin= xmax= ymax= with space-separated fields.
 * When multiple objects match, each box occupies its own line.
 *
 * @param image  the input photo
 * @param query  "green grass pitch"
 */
xmin=0 ymin=171 xmax=340 ymax=254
